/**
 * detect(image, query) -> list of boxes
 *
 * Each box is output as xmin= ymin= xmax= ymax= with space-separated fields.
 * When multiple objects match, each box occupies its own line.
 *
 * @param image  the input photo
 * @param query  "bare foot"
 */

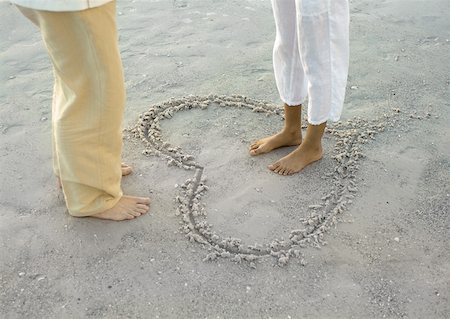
xmin=268 ymin=142 xmax=323 ymax=175
xmin=91 ymin=196 xmax=151 ymax=221
xmin=57 ymin=163 xmax=133 ymax=188
xmin=249 ymin=131 xmax=302 ymax=156
xmin=121 ymin=163 xmax=133 ymax=176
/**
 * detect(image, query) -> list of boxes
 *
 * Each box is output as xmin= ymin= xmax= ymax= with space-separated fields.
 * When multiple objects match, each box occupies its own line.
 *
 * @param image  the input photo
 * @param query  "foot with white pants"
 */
xmin=250 ymin=0 xmax=349 ymax=175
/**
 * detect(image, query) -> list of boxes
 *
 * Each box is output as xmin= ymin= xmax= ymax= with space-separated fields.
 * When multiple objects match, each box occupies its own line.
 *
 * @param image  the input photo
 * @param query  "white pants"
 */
xmin=272 ymin=0 xmax=349 ymax=125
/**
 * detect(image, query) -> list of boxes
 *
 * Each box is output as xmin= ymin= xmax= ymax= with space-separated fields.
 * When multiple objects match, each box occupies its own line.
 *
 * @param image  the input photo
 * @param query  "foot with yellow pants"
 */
xmin=55 ymin=163 xmax=150 ymax=220
xmin=92 ymin=196 xmax=151 ymax=221
xmin=15 ymin=2 xmax=151 ymax=221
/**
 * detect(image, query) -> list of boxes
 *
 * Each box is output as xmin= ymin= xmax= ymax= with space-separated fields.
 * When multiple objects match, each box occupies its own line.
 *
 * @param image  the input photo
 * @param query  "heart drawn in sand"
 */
xmin=131 ymin=95 xmax=392 ymax=267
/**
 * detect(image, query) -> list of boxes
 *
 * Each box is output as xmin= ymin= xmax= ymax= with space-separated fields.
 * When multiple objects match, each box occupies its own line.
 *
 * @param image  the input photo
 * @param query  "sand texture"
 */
xmin=1 ymin=0 xmax=449 ymax=318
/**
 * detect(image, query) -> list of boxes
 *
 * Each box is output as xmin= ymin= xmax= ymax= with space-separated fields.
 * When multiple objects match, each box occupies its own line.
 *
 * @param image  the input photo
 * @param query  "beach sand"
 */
xmin=1 ymin=0 xmax=449 ymax=318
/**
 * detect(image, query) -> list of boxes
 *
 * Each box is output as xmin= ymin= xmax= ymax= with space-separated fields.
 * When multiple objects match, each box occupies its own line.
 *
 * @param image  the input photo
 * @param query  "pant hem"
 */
xmin=68 ymin=193 xmax=123 ymax=217
xmin=308 ymin=115 xmax=341 ymax=126
xmin=280 ymin=97 xmax=306 ymax=107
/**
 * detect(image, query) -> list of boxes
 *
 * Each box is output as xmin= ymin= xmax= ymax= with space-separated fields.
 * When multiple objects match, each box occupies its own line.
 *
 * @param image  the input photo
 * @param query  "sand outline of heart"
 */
xmin=130 ymin=95 xmax=406 ymax=267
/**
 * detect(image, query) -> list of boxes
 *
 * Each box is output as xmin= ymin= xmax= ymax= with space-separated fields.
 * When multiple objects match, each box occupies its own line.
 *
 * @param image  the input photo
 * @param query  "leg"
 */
xmin=296 ymin=0 xmax=350 ymax=124
xmin=249 ymin=0 xmax=306 ymax=156
xmin=52 ymin=77 xmax=61 ymax=185
xmin=268 ymin=0 xmax=349 ymax=175
xmin=54 ymin=73 xmax=133 ymax=190
xmin=17 ymin=3 xmax=150 ymax=220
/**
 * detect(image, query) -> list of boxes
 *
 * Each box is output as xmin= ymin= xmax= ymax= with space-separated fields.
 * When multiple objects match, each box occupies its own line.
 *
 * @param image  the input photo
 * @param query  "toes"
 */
xmin=251 ymin=139 xmax=264 ymax=147
xmin=129 ymin=209 xmax=142 ymax=217
xmin=250 ymin=142 xmax=259 ymax=149
xmin=125 ymin=213 xmax=135 ymax=220
xmin=121 ymin=163 xmax=133 ymax=176
xmin=277 ymin=166 xmax=290 ymax=176
xmin=136 ymin=204 xmax=150 ymax=212
xmin=250 ymin=147 xmax=262 ymax=156
xmin=136 ymin=197 xmax=151 ymax=205
xmin=136 ymin=205 xmax=149 ymax=214
xmin=122 ymin=167 xmax=132 ymax=176
xmin=269 ymin=162 xmax=280 ymax=171
xmin=137 ymin=208 xmax=148 ymax=215
xmin=250 ymin=143 xmax=263 ymax=156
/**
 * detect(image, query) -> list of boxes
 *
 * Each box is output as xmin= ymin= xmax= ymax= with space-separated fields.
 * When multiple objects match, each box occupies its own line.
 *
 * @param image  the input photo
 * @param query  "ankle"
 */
xmin=301 ymin=139 xmax=322 ymax=151
xmin=281 ymin=127 xmax=301 ymax=136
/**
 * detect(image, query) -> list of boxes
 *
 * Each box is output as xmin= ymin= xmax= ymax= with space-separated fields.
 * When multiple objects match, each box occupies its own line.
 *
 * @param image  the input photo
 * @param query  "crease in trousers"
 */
xmin=272 ymin=0 xmax=350 ymax=125
xmin=17 ymin=1 xmax=124 ymax=216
